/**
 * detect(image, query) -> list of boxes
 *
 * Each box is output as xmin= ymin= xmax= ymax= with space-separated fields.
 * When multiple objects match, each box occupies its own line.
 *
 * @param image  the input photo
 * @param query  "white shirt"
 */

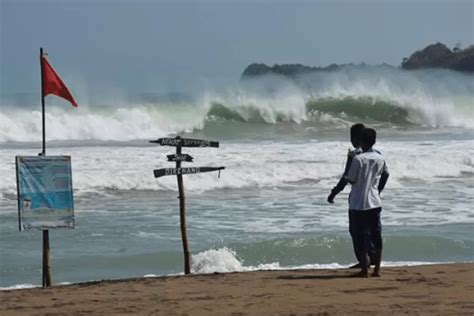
xmin=347 ymin=148 xmax=388 ymax=211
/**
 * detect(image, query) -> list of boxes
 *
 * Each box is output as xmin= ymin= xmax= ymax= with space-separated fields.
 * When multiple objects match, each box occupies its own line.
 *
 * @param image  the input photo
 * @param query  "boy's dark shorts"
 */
xmin=351 ymin=207 xmax=382 ymax=251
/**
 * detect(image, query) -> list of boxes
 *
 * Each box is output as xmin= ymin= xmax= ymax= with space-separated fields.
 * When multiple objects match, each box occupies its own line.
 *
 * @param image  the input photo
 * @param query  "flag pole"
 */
xmin=40 ymin=47 xmax=46 ymax=156
xmin=40 ymin=48 xmax=47 ymax=156
xmin=39 ymin=47 xmax=51 ymax=287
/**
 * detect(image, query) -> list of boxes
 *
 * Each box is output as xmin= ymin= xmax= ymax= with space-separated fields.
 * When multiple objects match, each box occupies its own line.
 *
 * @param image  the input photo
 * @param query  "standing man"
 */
xmin=347 ymin=127 xmax=389 ymax=277
xmin=327 ymin=123 xmax=375 ymax=268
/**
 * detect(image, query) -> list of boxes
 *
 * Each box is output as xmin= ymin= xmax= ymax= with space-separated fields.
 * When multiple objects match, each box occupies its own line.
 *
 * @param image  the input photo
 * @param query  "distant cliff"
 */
xmin=401 ymin=42 xmax=474 ymax=72
xmin=241 ymin=43 xmax=474 ymax=79
xmin=241 ymin=63 xmax=343 ymax=79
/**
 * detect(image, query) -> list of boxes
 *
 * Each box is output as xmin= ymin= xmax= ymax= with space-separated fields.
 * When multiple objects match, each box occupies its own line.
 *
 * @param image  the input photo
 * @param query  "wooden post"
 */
xmin=42 ymin=230 xmax=52 ymax=287
xmin=150 ymin=136 xmax=223 ymax=275
xmin=40 ymin=47 xmax=52 ymax=287
xmin=176 ymin=137 xmax=191 ymax=274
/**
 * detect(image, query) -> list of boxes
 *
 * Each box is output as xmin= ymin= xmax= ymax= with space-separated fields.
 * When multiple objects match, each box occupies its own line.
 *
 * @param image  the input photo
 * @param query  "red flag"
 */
xmin=41 ymin=54 xmax=78 ymax=107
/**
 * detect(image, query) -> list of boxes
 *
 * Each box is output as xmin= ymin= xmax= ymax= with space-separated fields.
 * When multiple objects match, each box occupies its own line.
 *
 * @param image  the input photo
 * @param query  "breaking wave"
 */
xmin=306 ymin=97 xmax=411 ymax=125
xmin=0 ymin=67 xmax=472 ymax=142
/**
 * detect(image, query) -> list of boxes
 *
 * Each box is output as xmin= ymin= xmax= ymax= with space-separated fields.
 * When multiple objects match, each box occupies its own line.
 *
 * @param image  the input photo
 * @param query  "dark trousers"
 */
xmin=349 ymin=208 xmax=382 ymax=263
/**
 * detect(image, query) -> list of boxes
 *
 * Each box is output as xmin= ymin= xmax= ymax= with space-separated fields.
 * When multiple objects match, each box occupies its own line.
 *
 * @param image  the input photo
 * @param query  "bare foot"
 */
xmin=372 ymin=270 xmax=381 ymax=277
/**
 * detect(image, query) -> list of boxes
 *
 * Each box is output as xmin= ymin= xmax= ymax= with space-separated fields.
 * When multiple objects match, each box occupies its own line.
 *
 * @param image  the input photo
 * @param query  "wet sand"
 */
xmin=1 ymin=263 xmax=473 ymax=315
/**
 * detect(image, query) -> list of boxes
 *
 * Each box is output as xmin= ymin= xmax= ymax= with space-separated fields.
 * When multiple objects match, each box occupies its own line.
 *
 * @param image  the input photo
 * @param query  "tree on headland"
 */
xmin=241 ymin=42 xmax=474 ymax=80
xmin=453 ymin=42 xmax=462 ymax=53
xmin=400 ymin=42 xmax=474 ymax=72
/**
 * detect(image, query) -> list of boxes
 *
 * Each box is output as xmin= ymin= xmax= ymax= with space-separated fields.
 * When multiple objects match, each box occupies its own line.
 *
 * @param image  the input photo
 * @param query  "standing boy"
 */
xmin=347 ymin=127 xmax=389 ymax=277
xmin=327 ymin=123 xmax=375 ymax=268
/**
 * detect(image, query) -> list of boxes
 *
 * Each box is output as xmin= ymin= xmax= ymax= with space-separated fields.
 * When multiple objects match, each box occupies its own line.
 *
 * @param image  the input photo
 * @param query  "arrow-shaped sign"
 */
xmin=153 ymin=166 xmax=225 ymax=178
xmin=167 ymin=154 xmax=194 ymax=162
xmin=149 ymin=137 xmax=219 ymax=148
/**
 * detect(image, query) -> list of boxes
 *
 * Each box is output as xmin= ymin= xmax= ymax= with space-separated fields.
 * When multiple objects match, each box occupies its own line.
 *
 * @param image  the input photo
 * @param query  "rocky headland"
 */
xmin=401 ymin=42 xmax=474 ymax=71
xmin=241 ymin=42 xmax=474 ymax=79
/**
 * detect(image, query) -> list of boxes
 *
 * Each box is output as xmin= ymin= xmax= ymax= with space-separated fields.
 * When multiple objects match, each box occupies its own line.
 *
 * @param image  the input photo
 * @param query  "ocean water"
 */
xmin=1 ymin=66 xmax=473 ymax=289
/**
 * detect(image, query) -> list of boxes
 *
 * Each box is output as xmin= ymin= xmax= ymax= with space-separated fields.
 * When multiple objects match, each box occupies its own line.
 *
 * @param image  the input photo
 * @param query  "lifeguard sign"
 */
xmin=16 ymin=156 xmax=74 ymax=231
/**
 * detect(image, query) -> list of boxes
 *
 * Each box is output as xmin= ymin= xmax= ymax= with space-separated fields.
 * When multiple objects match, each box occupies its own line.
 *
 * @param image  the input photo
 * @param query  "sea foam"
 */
xmin=1 ymin=139 xmax=473 ymax=198
xmin=1 ymin=67 xmax=473 ymax=142
xmin=190 ymin=247 xmax=446 ymax=275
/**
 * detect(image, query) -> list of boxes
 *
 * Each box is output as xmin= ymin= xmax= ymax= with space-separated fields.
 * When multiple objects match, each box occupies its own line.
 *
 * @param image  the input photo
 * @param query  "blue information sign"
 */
xmin=16 ymin=156 xmax=75 ymax=231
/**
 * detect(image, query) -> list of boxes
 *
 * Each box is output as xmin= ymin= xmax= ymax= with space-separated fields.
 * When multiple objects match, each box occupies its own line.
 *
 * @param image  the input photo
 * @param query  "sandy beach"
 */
xmin=1 ymin=263 xmax=473 ymax=315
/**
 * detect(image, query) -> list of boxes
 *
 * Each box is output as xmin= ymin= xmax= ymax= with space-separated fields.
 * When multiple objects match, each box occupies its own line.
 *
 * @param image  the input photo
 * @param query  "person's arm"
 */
xmin=327 ymin=151 xmax=353 ymax=203
xmin=346 ymin=156 xmax=360 ymax=184
xmin=378 ymin=161 xmax=389 ymax=194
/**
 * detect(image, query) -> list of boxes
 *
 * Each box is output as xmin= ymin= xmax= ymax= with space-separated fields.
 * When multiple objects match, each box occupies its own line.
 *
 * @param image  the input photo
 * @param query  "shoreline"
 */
xmin=1 ymin=263 xmax=473 ymax=315
xmin=0 ymin=260 xmax=463 ymax=291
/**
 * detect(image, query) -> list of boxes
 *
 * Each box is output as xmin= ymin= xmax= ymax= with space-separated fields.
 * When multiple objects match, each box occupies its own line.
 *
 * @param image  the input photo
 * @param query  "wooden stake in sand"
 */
xmin=176 ymin=142 xmax=190 ymax=274
xmin=150 ymin=136 xmax=224 ymax=274
xmin=42 ymin=230 xmax=51 ymax=287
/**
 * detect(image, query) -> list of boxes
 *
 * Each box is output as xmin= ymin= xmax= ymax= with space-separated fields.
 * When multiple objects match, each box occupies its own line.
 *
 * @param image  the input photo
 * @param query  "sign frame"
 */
xmin=16 ymin=155 xmax=75 ymax=231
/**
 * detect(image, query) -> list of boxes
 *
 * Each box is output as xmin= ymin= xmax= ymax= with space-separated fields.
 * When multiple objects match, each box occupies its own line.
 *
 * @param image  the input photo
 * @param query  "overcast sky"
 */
xmin=1 ymin=0 xmax=473 ymax=97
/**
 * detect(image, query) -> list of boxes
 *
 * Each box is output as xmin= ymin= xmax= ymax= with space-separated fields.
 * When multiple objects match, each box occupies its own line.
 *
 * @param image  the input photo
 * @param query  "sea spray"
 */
xmin=191 ymin=247 xmax=244 ymax=273
xmin=1 ymin=67 xmax=473 ymax=142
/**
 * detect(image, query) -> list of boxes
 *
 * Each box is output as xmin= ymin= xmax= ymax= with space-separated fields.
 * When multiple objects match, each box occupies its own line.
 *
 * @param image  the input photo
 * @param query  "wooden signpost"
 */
xmin=154 ymin=166 xmax=225 ymax=178
xmin=150 ymin=136 xmax=224 ymax=274
xmin=150 ymin=137 xmax=219 ymax=148
xmin=166 ymin=154 xmax=193 ymax=162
